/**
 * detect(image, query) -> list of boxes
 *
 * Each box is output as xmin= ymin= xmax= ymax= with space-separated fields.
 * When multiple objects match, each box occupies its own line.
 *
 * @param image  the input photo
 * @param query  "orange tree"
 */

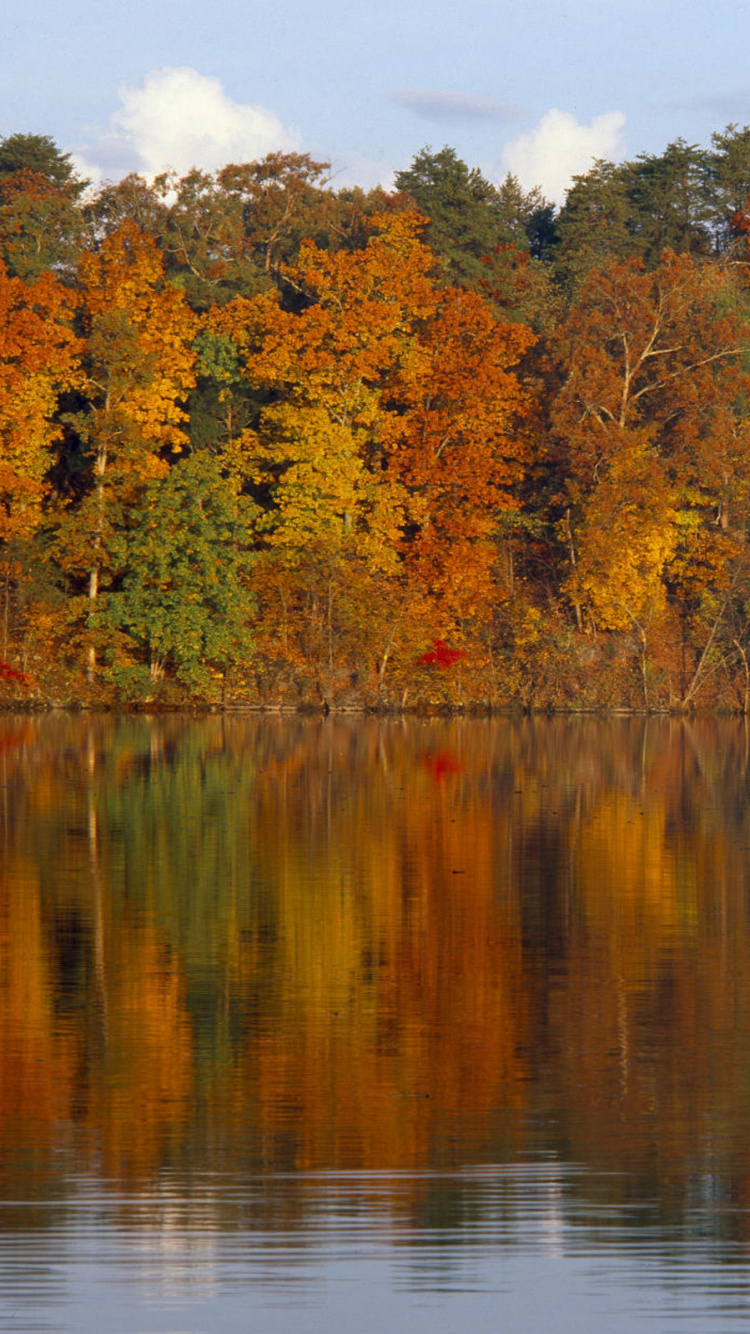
xmin=0 ymin=261 xmax=80 ymax=669
xmin=59 ymin=221 xmax=197 ymax=681
xmin=214 ymin=211 xmax=535 ymax=703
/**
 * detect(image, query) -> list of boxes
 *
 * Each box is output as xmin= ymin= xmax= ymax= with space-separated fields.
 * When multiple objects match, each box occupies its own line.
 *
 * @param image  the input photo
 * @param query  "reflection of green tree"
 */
xmin=89 ymin=719 xmax=278 ymax=1079
xmin=9 ymin=716 xmax=750 ymax=1251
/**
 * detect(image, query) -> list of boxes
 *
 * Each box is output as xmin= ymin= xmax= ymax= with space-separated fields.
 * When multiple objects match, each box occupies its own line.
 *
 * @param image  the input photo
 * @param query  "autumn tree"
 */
xmin=0 ymin=262 xmax=80 ymax=664
xmin=216 ymin=152 xmax=331 ymax=288
xmin=210 ymin=210 xmax=535 ymax=702
xmin=551 ymin=251 xmax=750 ymax=703
xmin=386 ymin=284 xmax=535 ymax=642
xmin=61 ymin=221 xmax=197 ymax=680
xmin=210 ymin=211 xmax=435 ymax=701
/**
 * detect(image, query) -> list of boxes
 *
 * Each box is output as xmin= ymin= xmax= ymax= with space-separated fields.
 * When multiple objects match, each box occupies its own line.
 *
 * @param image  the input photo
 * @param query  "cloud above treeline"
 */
xmin=75 ymin=67 xmax=298 ymax=183
xmin=71 ymin=66 xmax=626 ymax=209
xmin=393 ymin=89 xmax=517 ymax=122
xmin=501 ymin=108 xmax=626 ymax=203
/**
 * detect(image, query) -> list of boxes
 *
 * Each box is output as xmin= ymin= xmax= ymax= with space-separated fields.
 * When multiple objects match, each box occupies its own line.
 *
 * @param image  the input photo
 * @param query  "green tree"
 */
xmin=705 ymin=124 xmax=750 ymax=254
xmin=0 ymin=133 xmax=83 ymax=191
xmin=395 ymin=146 xmax=518 ymax=289
xmin=630 ymin=139 xmax=711 ymax=265
xmin=98 ymin=454 xmax=255 ymax=696
xmin=0 ymin=134 xmax=85 ymax=280
xmin=554 ymin=160 xmax=640 ymax=288
xmin=496 ymin=173 xmax=556 ymax=258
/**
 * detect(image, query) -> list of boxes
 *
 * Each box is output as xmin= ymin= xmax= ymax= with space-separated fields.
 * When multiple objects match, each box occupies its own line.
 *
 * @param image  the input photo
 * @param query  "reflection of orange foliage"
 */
xmin=0 ymin=857 xmax=78 ymax=1147
xmin=85 ymin=921 xmax=195 ymax=1182
xmin=242 ymin=724 xmax=529 ymax=1181
xmin=7 ymin=718 xmax=750 ymax=1236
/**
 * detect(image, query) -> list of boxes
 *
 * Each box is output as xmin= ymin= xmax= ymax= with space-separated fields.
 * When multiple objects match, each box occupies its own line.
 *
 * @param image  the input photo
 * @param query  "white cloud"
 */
xmin=75 ymin=67 xmax=298 ymax=182
xmin=501 ymin=109 xmax=626 ymax=204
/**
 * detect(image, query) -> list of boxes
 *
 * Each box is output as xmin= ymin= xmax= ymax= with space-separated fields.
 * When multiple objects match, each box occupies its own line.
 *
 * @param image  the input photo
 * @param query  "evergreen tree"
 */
xmin=395 ymin=146 xmax=518 ymax=289
xmin=630 ymin=139 xmax=711 ymax=264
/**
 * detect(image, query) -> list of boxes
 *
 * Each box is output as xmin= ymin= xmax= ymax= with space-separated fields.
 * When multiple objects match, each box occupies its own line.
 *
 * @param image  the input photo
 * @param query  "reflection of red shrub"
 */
xmin=0 ymin=662 xmax=28 ymax=685
xmin=421 ymin=750 xmax=462 ymax=782
xmin=417 ymin=639 xmax=465 ymax=669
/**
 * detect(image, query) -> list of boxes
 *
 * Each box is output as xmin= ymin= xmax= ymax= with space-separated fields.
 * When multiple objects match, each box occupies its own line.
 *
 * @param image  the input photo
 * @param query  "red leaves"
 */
xmin=0 ymin=662 xmax=28 ymax=684
xmin=417 ymin=638 xmax=465 ymax=668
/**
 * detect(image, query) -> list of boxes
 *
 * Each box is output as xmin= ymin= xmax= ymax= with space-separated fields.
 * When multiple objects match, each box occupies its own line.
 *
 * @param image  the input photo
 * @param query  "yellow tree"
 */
xmin=212 ymin=212 xmax=437 ymax=701
xmin=215 ymin=212 xmax=535 ymax=703
xmin=0 ymin=262 xmax=79 ymax=540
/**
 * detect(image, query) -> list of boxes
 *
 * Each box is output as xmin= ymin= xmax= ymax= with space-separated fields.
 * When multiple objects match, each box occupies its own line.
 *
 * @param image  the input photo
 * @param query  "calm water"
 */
xmin=2 ymin=715 xmax=750 ymax=1331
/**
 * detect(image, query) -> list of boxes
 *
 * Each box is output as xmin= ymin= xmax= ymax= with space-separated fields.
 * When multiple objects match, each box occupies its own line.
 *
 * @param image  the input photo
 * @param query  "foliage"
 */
xmin=1 ymin=126 xmax=750 ymax=708
xmin=96 ymin=455 xmax=255 ymax=696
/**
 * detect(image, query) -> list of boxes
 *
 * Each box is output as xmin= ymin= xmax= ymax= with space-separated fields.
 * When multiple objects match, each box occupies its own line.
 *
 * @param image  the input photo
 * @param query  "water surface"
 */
xmin=2 ymin=715 xmax=750 ymax=1331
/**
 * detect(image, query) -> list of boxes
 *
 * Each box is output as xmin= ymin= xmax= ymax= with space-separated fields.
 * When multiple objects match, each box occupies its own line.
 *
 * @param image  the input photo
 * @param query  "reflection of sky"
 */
xmin=5 ymin=1167 xmax=750 ymax=1333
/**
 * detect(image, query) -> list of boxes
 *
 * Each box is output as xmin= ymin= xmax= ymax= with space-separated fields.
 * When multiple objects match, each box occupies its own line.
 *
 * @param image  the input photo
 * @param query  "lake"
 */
xmin=2 ymin=714 xmax=750 ymax=1332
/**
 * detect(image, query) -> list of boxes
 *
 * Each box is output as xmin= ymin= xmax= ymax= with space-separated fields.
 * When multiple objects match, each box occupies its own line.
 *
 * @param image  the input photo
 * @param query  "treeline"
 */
xmin=4 ymin=128 xmax=750 ymax=709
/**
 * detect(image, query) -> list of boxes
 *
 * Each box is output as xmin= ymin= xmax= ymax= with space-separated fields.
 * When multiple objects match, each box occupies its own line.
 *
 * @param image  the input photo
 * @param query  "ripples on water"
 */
xmin=2 ymin=716 xmax=750 ymax=1331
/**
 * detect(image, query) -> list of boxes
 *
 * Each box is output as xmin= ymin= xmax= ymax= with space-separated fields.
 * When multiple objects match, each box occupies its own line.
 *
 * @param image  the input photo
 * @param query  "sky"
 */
xmin=4 ymin=0 xmax=750 ymax=204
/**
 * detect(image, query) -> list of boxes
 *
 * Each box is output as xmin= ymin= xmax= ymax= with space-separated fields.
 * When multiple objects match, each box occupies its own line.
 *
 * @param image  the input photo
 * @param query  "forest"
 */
xmin=3 ymin=127 xmax=750 ymax=710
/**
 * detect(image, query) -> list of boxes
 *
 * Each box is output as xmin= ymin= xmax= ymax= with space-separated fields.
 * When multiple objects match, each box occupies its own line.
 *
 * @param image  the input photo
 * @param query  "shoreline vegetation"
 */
xmin=4 ymin=132 xmax=750 ymax=712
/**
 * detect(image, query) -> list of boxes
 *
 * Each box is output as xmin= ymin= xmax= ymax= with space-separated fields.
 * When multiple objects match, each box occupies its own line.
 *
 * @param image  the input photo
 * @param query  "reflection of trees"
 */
xmin=4 ymin=717 xmax=750 ymax=1241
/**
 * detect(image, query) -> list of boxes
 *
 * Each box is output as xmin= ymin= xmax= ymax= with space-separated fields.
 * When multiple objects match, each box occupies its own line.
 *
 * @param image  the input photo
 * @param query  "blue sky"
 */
xmin=4 ymin=0 xmax=750 ymax=202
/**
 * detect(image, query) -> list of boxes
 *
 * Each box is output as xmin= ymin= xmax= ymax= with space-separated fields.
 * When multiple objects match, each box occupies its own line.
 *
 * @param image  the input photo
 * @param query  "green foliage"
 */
xmin=0 ymin=133 xmax=83 ymax=192
xmin=395 ymin=146 xmax=541 ymax=290
xmin=554 ymin=160 xmax=641 ymax=287
xmin=630 ymin=139 xmax=712 ymax=264
xmin=188 ymin=329 xmax=262 ymax=456
xmin=705 ymin=124 xmax=750 ymax=253
xmin=96 ymin=455 xmax=256 ymax=696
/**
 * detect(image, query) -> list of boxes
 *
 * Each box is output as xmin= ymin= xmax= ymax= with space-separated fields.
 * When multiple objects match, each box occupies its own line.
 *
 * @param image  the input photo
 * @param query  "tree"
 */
xmin=395 ymin=146 xmax=523 ymax=290
xmin=705 ymin=124 xmax=750 ymax=254
xmin=0 ymin=262 xmax=80 ymax=663
xmin=0 ymin=133 xmax=85 ymax=281
xmin=554 ymin=160 xmax=641 ymax=288
xmin=630 ymin=139 xmax=712 ymax=265
xmin=211 ymin=210 xmax=534 ymax=701
xmin=496 ymin=173 xmax=557 ymax=259
xmin=83 ymin=173 xmax=168 ymax=246
xmin=0 ymin=133 xmax=83 ymax=191
xmin=217 ymin=151 xmax=331 ymax=286
xmin=62 ymin=221 xmax=197 ymax=679
xmin=97 ymin=455 xmax=255 ymax=696
xmin=0 ymin=264 xmax=80 ymax=541
xmin=550 ymin=252 xmax=750 ymax=701
xmin=387 ymin=284 xmax=535 ymax=629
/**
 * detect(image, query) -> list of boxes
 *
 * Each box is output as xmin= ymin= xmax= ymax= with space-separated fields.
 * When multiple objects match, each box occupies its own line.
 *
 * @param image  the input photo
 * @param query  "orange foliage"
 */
xmin=0 ymin=261 xmax=80 ymax=541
